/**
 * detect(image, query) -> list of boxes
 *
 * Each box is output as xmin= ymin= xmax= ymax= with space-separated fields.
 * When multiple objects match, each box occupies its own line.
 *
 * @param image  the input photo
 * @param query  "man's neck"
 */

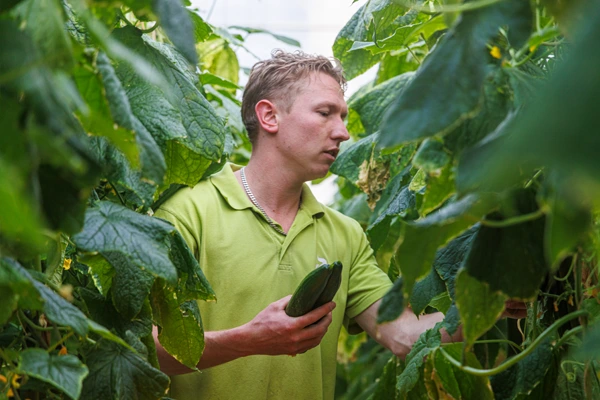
xmin=234 ymin=157 xmax=304 ymax=233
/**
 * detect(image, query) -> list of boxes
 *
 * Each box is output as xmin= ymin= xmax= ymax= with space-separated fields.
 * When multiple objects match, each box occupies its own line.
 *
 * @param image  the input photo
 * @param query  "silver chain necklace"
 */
xmin=240 ymin=167 xmax=288 ymax=236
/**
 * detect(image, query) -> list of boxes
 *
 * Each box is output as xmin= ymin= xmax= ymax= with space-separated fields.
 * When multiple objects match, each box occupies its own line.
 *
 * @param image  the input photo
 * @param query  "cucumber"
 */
xmin=285 ymin=261 xmax=343 ymax=317
xmin=313 ymin=261 xmax=343 ymax=309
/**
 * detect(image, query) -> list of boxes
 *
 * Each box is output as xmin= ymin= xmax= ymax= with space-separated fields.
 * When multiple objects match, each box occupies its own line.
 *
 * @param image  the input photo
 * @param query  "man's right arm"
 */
xmin=153 ymin=296 xmax=336 ymax=376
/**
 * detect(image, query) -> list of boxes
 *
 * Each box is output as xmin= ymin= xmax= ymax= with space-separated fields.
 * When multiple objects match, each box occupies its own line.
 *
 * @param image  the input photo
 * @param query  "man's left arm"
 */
xmin=355 ymin=299 xmax=528 ymax=360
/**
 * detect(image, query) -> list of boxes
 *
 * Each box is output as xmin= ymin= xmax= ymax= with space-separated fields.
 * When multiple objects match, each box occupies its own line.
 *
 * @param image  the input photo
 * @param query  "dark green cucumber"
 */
xmin=313 ymin=261 xmax=343 ymax=308
xmin=285 ymin=261 xmax=344 ymax=317
xmin=285 ymin=264 xmax=332 ymax=317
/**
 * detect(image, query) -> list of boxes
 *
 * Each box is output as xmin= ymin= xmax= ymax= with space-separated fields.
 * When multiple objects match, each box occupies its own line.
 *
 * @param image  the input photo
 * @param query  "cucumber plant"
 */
xmin=331 ymin=0 xmax=600 ymax=399
xmin=0 ymin=0 xmax=298 ymax=398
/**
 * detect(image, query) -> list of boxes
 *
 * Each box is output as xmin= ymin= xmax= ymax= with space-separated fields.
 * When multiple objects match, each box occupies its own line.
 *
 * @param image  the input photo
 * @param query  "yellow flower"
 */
xmin=63 ymin=258 xmax=72 ymax=270
xmin=59 ymin=346 xmax=68 ymax=356
xmin=11 ymin=374 xmax=20 ymax=389
xmin=529 ymin=45 xmax=537 ymax=53
xmin=0 ymin=375 xmax=6 ymax=384
xmin=490 ymin=46 xmax=502 ymax=59
xmin=7 ymin=388 xmax=14 ymax=398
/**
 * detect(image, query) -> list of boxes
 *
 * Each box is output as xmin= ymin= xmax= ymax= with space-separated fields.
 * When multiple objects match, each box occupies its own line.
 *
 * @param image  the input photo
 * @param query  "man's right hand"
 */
xmin=154 ymin=295 xmax=335 ymax=375
xmin=243 ymin=295 xmax=336 ymax=356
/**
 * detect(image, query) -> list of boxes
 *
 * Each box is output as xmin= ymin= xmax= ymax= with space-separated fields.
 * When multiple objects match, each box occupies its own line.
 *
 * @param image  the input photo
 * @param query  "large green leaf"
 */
xmin=455 ymin=269 xmax=507 ymax=348
xmin=0 ymin=144 xmax=45 ymax=251
xmin=151 ymin=281 xmax=204 ymax=369
xmin=333 ymin=0 xmax=411 ymax=80
xmin=189 ymin=11 xmax=213 ymax=43
xmin=0 ymin=258 xmax=44 ymax=324
xmin=152 ymin=0 xmax=197 ymax=64
xmin=106 ymin=252 xmax=155 ymax=320
xmin=7 ymin=259 xmax=89 ymax=335
xmin=395 ymin=194 xmax=496 ymax=297
xmin=377 ymin=277 xmax=404 ymax=324
xmin=347 ymin=72 xmax=414 ymax=135
xmin=96 ymin=51 xmax=166 ymax=185
xmin=80 ymin=287 xmax=152 ymax=340
xmin=111 ymin=26 xmax=225 ymax=186
xmin=491 ymin=339 xmax=555 ymax=400
xmin=367 ymin=167 xmax=417 ymax=252
xmin=371 ymin=356 xmax=398 ymax=400
xmin=79 ymin=254 xmax=115 ymax=297
xmin=378 ymin=0 xmax=532 ymax=150
xmin=229 ymin=26 xmax=301 ymax=47
xmin=89 ymin=137 xmax=156 ymax=209
xmin=331 ymin=135 xmax=415 ymax=208
xmin=410 ymin=266 xmax=446 ymax=315
xmin=544 ymin=178 xmax=592 ymax=270
xmin=464 ymin=191 xmax=547 ymax=300
xmin=81 ymin=339 xmax=169 ymax=400
xmin=412 ymin=138 xmax=451 ymax=174
xmin=397 ymin=324 xmax=442 ymax=397
xmin=456 ymin=1 xmax=600 ymax=197
xmin=73 ymin=60 xmax=139 ymax=168
xmin=12 ymin=0 xmax=73 ymax=68
xmin=18 ymin=349 xmax=88 ymax=400
xmin=434 ymin=225 xmax=479 ymax=298
xmin=431 ymin=344 xmax=494 ymax=400
xmin=418 ymin=164 xmax=455 ymax=216
xmin=442 ymin=67 xmax=512 ymax=156
xmin=72 ymin=201 xmax=178 ymax=284
xmin=168 ymin=229 xmax=216 ymax=302
xmin=352 ymin=14 xmax=446 ymax=55
xmin=0 ymin=20 xmax=81 ymax=137
xmin=197 ymin=37 xmax=240 ymax=86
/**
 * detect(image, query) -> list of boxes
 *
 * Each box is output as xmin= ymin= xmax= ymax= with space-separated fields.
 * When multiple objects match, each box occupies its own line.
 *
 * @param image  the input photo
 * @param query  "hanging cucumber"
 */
xmin=285 ymin=261 xmax=343 ymax=317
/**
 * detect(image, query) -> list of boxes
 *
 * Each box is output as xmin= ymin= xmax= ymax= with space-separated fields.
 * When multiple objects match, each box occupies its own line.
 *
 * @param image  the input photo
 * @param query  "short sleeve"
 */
xmin=154 ymin=207 xmax=201 ymax=260
xmin=344 ymin=222 xmax=393 ymax=334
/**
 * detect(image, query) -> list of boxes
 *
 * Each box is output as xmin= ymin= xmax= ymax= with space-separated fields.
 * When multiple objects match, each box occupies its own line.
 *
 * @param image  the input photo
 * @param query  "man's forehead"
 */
xmin=301 ymin=71 xmax=345 ymax=94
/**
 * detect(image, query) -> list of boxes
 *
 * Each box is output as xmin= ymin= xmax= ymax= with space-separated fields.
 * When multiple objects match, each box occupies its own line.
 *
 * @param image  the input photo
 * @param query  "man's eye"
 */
xmin=318 ymin=111 xmax=329 ymax=116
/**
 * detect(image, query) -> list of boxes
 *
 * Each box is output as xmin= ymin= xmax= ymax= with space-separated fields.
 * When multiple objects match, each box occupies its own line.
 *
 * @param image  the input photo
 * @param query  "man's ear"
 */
xmin=255 ymin=100 xmax=279 ymax=134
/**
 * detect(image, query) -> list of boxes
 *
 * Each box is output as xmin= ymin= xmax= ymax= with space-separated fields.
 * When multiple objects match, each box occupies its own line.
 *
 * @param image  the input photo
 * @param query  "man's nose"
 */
xmin=333 ymin=119 xmax=350 ymax=142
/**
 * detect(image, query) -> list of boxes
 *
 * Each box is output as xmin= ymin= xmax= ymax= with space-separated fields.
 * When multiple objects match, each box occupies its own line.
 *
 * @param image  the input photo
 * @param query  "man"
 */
xmin=153 ymin=50 xmax=525 ymax=399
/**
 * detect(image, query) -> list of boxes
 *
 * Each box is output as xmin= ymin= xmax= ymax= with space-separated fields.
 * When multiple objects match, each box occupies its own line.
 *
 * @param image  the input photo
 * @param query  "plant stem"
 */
xmin=439 ymin=310 xmax=589 ymax=376
xmin=406 ymin=45 xmax=422 ymax=65
xmin=140 ymin=22 xmax=159 ymax=34
xmin=472 ymin=339 xmax=523 ymax=352
xmin=108 ymin=180 xmax=126 ymax=206
xmin=555 ymin=326 xmax=584 ymax=349
xmin=575 ymin=256 xmax=583 ymax=311
xmin=47 ymin=331 xmax=74 ymax=353
xmin=480 ymin=208 xmax=545 ymax=228
xmin=117 ymin=9 xmax=135 ymax=27
xmin=554 ymin=254 xmax=577 ymax=281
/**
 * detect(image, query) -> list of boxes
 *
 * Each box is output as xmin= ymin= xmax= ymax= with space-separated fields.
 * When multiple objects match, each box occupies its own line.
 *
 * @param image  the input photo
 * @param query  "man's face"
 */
xmin=275 ymin=72 xmax=350 ymax=181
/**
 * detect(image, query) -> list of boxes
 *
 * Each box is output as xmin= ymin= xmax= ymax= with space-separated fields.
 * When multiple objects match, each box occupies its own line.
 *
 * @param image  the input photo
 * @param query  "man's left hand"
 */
xmin=502 ymin=300 xmax=528 ymax=319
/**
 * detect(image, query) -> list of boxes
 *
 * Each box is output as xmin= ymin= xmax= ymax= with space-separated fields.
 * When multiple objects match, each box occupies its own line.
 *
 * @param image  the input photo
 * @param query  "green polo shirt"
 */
xmin=154 ymin=164 xmax=392 ymax=400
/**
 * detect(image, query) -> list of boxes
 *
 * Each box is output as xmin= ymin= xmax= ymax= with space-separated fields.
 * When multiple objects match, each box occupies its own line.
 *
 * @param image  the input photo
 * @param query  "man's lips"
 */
xmin=324 ymin=148 xmax=339 ymax=159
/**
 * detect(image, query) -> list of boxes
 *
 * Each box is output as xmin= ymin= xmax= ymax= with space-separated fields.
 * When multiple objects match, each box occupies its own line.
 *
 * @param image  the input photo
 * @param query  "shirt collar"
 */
xmin=210 ymin=163 xmax=325 ymax=219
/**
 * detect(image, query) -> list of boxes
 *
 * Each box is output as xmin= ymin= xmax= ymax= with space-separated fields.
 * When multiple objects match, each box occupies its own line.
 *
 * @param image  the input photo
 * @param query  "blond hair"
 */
xmin=241 ymin=49 xmax=346 ymax=143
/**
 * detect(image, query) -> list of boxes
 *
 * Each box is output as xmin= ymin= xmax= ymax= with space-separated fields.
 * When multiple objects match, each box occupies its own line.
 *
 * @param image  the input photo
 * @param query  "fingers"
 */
xmin=273 ymin=295 xmax=293 ymax=310
xmin=288 ymin=312 xmax=334 ymax=355
xmin=502 ymin=300 xmax=529 ymax=319
xmin=505 ymin=300 xmax=527 ymax=309
xmin=295 ymin=301 xmax=336 ymax=327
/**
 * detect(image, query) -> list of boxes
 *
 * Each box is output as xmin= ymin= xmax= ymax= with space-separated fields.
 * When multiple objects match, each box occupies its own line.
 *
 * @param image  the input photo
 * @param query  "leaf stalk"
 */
xmin=439 ymin=310 xmax=589 ymax=376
